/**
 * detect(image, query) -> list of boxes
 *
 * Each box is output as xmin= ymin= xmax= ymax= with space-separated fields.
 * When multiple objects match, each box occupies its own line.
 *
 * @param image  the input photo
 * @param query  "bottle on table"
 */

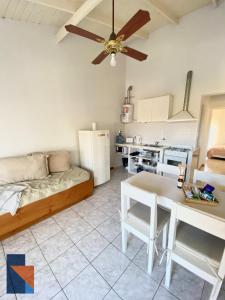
xmin=177 ymin=164 xmax=185 ymax=189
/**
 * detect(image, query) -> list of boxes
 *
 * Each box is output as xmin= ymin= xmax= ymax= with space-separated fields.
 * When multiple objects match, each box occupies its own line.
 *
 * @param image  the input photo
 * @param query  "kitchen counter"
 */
xmin=115 ymin=143 xmax=167 ymax=152
xmin=115 ymin=143 xmax=197 ymax=182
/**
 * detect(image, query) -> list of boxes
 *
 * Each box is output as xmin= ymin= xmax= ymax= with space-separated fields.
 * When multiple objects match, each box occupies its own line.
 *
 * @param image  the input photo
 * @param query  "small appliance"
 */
xmin=126 ymin=137 xmax=134 ymax=143
xmin=134 ymin=136 xmax=142 ymax=145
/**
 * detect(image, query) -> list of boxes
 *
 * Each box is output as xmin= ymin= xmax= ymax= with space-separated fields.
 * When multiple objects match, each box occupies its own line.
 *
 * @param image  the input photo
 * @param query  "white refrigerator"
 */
xmin=78 ymin=130 xmax=110 ymax=186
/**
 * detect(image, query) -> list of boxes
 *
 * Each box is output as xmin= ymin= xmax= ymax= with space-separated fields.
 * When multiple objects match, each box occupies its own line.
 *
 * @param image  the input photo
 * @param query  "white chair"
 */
xmin=157 ymin=162 xmax=180 ymax=177
xmin=165 ymin=202 xmax=225 ymax=300
xmin=193 ymin=169 xmax=225 ymax=188
xmin=121 ymin=181 xmax=170 ymax=274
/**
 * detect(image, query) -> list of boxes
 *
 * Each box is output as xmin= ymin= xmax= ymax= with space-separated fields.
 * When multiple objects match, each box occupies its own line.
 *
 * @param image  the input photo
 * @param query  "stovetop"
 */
xmin=165 ymin=147 xmax=190 ymax=152
xmin=143 ymin=144 xmax=164 ymax=148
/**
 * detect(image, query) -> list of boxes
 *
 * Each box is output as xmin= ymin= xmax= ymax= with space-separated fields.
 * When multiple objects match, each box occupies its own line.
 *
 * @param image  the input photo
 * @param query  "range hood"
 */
xmin=168 ymin=70 xmax=197 ymax=122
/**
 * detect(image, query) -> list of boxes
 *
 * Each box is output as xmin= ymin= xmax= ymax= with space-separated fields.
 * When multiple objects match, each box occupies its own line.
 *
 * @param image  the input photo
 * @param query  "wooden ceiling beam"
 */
xmin=56 ymin=0 xmax=104 ymax=43
xmin=144 ymin=0 xmax=179 ymax=24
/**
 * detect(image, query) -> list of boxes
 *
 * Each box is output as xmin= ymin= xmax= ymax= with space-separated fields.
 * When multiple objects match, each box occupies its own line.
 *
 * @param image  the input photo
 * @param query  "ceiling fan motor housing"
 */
xmin=104 ymin=38 xmax=123 ymax=55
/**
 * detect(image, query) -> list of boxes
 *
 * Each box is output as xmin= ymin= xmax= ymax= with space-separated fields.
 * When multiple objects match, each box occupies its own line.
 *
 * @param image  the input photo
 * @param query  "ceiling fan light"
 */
xmin=110 ymin=53 xmax=117 ymax=67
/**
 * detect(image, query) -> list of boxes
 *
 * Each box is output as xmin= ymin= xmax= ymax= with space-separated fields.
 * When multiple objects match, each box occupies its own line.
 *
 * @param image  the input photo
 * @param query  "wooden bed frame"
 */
xmin=0 ymin=176 xmax=94 ymax=241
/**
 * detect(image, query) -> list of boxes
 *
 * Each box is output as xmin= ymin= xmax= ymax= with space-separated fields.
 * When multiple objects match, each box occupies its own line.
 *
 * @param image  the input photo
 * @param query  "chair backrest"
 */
xmin=121 ymin=182 xmax=157 ymax=239
xmin=193 ymin=169 xmax=225 ymax=188
xmin=168 ymin=202 xmax=225 ymax=278
xmin=157 ymin=162 xmax=180 ymax=177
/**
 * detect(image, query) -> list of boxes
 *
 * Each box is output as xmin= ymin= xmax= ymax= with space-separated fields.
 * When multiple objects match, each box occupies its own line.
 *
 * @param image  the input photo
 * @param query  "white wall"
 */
xmin=125 ymin=2 xmax=225 ymax=147
xmin=0 ymin=19 xmax=125 ymax=165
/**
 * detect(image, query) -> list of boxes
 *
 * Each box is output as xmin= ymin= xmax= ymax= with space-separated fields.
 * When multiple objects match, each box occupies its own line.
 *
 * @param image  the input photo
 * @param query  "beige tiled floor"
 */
xmin=0 ymin=167 xmax=225 ymax=299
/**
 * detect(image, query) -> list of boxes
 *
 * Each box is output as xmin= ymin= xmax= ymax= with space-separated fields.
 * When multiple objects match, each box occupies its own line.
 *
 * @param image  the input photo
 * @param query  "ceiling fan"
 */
xmin=65 ymin=0 xmax=150 ymax=67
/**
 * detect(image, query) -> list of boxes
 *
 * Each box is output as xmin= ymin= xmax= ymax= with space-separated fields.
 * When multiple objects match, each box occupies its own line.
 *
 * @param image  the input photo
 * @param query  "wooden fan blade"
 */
xmin=116 ymin=10 xmax=150 ymax=41
xmin=65 ymin=25 xmax=105 ymax=43
xmin=92 ymin=51 xmax=109 ymax=65
xmin=121 ymin=46 xmax=148 ymax=61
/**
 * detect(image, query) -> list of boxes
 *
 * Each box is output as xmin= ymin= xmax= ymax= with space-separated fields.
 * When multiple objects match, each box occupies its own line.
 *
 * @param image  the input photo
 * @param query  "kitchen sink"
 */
xmin=143 ymin=144 xmax=164 ymax=148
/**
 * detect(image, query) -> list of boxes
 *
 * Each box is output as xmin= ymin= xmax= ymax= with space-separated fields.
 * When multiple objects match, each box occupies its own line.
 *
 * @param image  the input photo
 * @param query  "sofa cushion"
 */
xmin=0 ymin=154 xmax=49 ymax=185
xmin=47 ymin=151 xmax=70 ymax=173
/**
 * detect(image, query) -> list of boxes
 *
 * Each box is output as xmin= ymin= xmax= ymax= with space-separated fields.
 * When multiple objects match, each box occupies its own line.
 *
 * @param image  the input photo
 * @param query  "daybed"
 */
xmin=0 ymin=152 xmax=94 ymax=240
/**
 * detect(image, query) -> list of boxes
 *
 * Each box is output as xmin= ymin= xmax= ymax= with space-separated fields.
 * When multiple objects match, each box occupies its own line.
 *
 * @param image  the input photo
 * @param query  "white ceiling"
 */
xmin=0 ymin=0 xmax=222 ymax=42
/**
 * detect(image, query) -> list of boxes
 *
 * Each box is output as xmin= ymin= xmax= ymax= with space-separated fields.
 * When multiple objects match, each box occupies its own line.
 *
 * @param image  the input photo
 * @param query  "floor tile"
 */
xmin=52 ymin=291 xmax=67 ymax=300
xmin=96 ymin=215 xmax=121 ymax=242
xmin=133 ymin=245 xmax=166 ymax=284
xmin=112 ymin=233 xmax=144 ymax=260
xmin=0 ymin=294 xmax=17 ymax=299
xmin=26 ymin=246 xmax=47 ymax=272
xmin=104 ymin=289 xmax=121 ymax=300
xmin=164 ymin=264 xmax=204 ymax=300
xmin=72 ymin=200 xmax=95 ymax=217
xmin=0 ymin=264 xmax=6 ymax=296
xmin=83 ymin=208 xmax=109 ymax=228
xmin=114 ymin=263 xmax=158 ymax=300
xmin=31 ymin=218 xmax=61 ymax=244
xmin=53 ymin=208 xmax=81 ymax=229
xmin=76 ymin=230 xmax=109 ymax=261
xmin=50 ymin=245 xmax=88 ymax=288
xmin=154 ymin=286 xmax=178 ymax=300
xmin=64 ymin=218 xmax=93 ymax=244
xmin=100 ymin=202 xmax=119 ymax=218
xmin=2 ymin=229 xmax=29 ymax=245
xmin=92 ymin=244 xmax=130 ymax=286
xmin=52 ymin=291 xmax=68 ymax=300
xmin=0 ymin=251 xmax=5 ymax=267
xmin=201 ymin=282 xmax=225 ymax=300
xmin=3 ymin=230 xmax=37 ymax=254
xmin=64 ymin=265 xmax=110 ymax=300
xmin=16 ymin=265 xmax=61 ymax=300
xmin=39 ymin=231 xmax=73 ymax=263
xmin=86 ymin=194 xmax=109 ymax=209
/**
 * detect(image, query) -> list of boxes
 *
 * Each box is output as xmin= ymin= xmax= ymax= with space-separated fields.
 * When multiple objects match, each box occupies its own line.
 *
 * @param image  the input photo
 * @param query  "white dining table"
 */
xmin=121 ymin=171 xmax=225 ymax=223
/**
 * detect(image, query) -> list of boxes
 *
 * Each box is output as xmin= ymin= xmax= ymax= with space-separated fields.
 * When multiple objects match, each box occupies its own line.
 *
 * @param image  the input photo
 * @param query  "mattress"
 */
xmin=0 ymin=167 xmax=90 ymax=215
xmin=207 ymin=145 xmax=225 ymax=159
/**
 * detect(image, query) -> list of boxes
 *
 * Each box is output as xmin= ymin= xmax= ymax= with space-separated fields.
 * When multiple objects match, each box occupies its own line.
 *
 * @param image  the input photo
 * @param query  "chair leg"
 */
xmin=162 ymin=223 xmax=168 ymax=250
xmin=165 ymin=256 xmax=173 ymax=288
xmin=121 ymin=224 xmax=128 ymax=253
xmin=209 ymin=280 xmax=223 ymax=300
xmin=147 ymin=240 xmax=155 ymax=275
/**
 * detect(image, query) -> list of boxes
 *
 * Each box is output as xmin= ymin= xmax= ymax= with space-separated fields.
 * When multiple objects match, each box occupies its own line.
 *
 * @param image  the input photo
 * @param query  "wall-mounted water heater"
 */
xmin=121 ymin=86 xmax=134 ymax=123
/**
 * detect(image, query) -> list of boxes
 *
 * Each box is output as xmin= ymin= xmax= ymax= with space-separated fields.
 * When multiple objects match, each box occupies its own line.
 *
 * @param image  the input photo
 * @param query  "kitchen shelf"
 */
xmin=130 ymin=155 xmax=153 ymax=160
xmin=116 ymin=152 xmax=128 ymax=158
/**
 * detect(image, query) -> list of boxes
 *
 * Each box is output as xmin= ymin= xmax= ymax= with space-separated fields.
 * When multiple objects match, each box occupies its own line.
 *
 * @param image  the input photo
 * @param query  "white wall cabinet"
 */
xmin=137 ymin=95 xmax=173 ymax=122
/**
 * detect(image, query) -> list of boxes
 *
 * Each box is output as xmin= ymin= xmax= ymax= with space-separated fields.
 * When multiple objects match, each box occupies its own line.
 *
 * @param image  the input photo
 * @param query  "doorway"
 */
xmin=198 ymin=93 xmax=225 ymax=174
